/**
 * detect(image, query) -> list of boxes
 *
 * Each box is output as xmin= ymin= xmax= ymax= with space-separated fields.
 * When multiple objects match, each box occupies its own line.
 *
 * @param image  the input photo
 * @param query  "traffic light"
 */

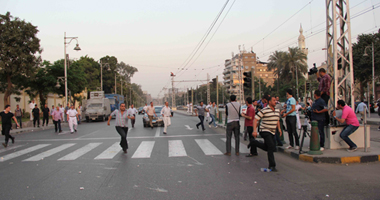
xmin=243 ymin=71 xmax=252 ymax=89
xmin=306 ymin=82 xmax=310 ymax=90
xmin=211 ymin=78 xmax=217 ymax=88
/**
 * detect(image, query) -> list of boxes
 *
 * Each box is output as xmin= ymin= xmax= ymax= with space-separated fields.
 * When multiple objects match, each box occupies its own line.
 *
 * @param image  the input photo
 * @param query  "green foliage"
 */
xmin=76 ymin=56 xmax=100 ymax=91
xmin=0 ymin=12 xmax=42 ymax=104
xmin=100 ymin=56 xmax=118 ymax=93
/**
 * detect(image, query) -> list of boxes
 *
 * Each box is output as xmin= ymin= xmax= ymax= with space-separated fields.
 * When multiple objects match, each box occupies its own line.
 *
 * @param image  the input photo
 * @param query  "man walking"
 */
xmin=77 ymin=105 xmax=82 ymax=124
xmin=143 ymin=103 xmax=148 ymax=114
xmin=52 ymin=106 xmax=63 ymax=133
xmin=1 ymin=105 xmax=19 ymax=147
xmin=42 ymin=104 xmax=50 ymax=127
xmin=29 ymin=100 xmax=35 ymax=121
xmin=146 ymin=102 xmax=157 ymax=129
xmin=333 ymin=100 xmax=360 ymax=152
xmin=224 ymin=95 xmax=241 ymax=156
xmin=32 ymin=104 xmax=40 ymax=128
xmin=194 ymin=102 xmax=209 ymax=131
xmin=281 ymin=89 xmax=299 ymax=150
xmin=311 ymin=90 xmax=328 ymax=151
xmin=107 ymin=103 xmax=133 ymax=153
xmin=51 ymin=105 xmax=55 ymax=116
xmin=356 ymin=101 xmax=369 ymax=122
xmin=128 ymin=104 xmax=138 ymax=128
xmin=59 ymin=105 xmax=65 ymax=122
xmin=206 ymin=102 xmax=212 ymax=122
xmin=161 ymin=102 xmax=172 ymax=134
xmin=241 ymin=97 xmax=256 ymax=157
xmin=208 ymin=102 xmax=218 ymax=128
xmin=67 ymin=105 xmax=79 ymax=134
xmin=15 ymin=104 xmax=23 ymax=129
xmin=65 ymin=103 xmax=69 ymax=123
xmin=248 ymin=96 xmax=282 ymax=172
xmin=317 ymin=68 xmax=331 ymax=124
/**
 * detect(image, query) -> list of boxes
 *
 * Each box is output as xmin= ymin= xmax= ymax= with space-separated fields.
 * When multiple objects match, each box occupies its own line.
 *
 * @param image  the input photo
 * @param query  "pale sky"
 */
xmin=2 ymin=0 xmax=380 ymax=98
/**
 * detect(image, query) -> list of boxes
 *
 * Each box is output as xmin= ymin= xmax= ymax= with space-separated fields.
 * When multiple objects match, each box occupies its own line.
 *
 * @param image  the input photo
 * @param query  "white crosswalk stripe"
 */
xmin=23 ymin=143 xmax=76 ymax=162
xmin=132 ymin=141 xmax=155 ymax=158
xmin=195 ymin=139 xmax=223 ymax=155
xmin=94 ymin=142 xmax=121 ymax=160
xmin=0 ymin=144 xmax=51 ymax=162
xmin=0 ymin=145 xmax=24 ymax=154
xmin=58 ymin=143 xmax=101 ymax=161
xmin=220 ymin=138 xmax=250 ymax=153
xmin=168 ymin=140 xmax=187 ymax=157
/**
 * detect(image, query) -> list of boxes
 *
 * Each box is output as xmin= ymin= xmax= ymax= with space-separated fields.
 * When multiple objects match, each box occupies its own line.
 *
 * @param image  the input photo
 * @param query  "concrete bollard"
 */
xmin=308 ymin=121 xmax=323 ymax=155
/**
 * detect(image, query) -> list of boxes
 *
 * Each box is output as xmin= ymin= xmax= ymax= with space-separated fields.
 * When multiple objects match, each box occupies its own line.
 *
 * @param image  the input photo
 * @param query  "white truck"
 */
xmin=82 ymin=91 xmax=111 ymax=122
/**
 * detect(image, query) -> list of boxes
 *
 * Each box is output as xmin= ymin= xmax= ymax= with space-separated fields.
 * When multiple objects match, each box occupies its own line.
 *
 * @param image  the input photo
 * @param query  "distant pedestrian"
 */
xmin=307 ymin=97 xmax=313 ymax=106
xmin=317 ymin=68 xmax=331 ymax=124
xmin=241 ymin=97 xmax=256 ymax=157
xmin=32 ymin=104 xmax=40 ymax=127
xmin=224 ymin=95 xmax=241 ymax=156
xmin=60 ymin=105 xmax=65 ymax=122
xmin=29 ymin=100 xmax=35 ymax=120
xmin=107 ymin=103 xmax=132 ymax=153
xmin=52 ymin=106 xmax=63 ymax=133
xmin=146 ymin=102 xmax=157 ymax=129
xmin=50 ymin=105 xmax=55 ymax=116
xmin=248 ymin=96 xmax=282 ymax=172
xmin=281 ymin=89 xmax=299 ymax=150
xmin=77 ymin=105 xmax=82 ymax=124
xmin=187 ymin=103 xmax=190 ymax=113
xmin=128 ymin=104 xmax=138 ymax=128
xmin=208 ymin=102 xmax=218 ymax=128
xmin=161 ymin=102 xmax=172 ymax=134
xmin=333 ymin=100 xmax=360 ymax=152
xmin=311 ymin=90 xmax=328 ymax=151
xmin=274 ymin=100 xmax=284 ymax=146
xmin=356 ymin=101 xmax=369 ymax=122
xmin=143 ymin=103 xmax=148 ymax=114
xmin=295 ymin=100 xmax=303 ymax=130
xmin=65 ymin=103 xmax=69 ymax=123
xmin=15 ymin=104 xmax=23 ymax=129
xmin=42 ymin=104 xmax=50 ymax=126
xmin=205 ymin=102 xmax=212 ymax=122
xmin=194 ymin=102 xmax=209 ymax=131
xmin=67 ymin=105 xmax=79 ymax=134
xmin=1 ymin=105 xmax=19 ymax=148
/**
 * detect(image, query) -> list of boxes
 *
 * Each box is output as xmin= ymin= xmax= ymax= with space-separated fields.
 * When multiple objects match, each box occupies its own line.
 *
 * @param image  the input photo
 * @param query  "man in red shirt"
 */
xmin=241 ymin=97 xmax=257 ymax=157
xmin=333 ymin=100 xmax=360 ymax=152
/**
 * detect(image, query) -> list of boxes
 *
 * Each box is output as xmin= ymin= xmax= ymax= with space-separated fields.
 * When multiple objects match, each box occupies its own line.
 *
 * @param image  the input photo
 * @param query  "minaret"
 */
xmin=298 ymin=24 xmax=308 ymax=56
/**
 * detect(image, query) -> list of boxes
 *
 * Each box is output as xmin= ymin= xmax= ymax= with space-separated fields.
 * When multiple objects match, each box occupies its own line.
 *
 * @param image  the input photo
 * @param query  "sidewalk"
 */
xmin=174 ymin=109 xmax=380 ymax=164
xmin=2 ymin=120 xmax=70 ymax=135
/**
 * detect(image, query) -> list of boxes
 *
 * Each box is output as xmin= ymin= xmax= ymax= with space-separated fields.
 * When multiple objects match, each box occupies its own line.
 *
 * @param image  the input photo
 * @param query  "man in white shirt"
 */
xmin=128 ymin=104 xmax=138 ymax=128
xmin=143 ymin=103 xmax=148 ymax=114
xmin=29 ymin=100 xmax=35 ymax=120
xmin=206 ymin=102 xmax=212 ymax=122
xmin=356 ymin=101 xmax=369 ymax=122
xmin=187 ymin=103 xmax=190 ymax=113
xmin=161 ymin=102 xmax=172 ymax=134
xmin=59 ymin=105 xmax=65 ymax=122
xmin=67 ymin=105 xmax=79 ymax=134
xmin=146 ymin=102 xmax=157 ymax=129
xmin=295 ymin=100 xmax=303 ymax=130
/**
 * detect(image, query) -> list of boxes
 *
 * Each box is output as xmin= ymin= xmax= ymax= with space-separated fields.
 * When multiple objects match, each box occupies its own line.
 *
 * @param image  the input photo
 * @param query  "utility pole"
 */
xmin=216 ymin=76 xmax=219 ymax=106
xmin=207 ymin=73 xmax=210 ymax=104
xmin=191 ymin=88 xmax=194 ymax=115
xmin=171 ymin=74 xmax=176 ymax=110
xmin=251 ymin=67 xmax=255 ymax=99
xmin=115 ymin=73 xmax=117 ymax=94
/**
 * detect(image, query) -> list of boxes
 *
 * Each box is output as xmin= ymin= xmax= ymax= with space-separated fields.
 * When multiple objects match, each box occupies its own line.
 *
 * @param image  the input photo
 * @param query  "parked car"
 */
xmin=142 ymin=106 xmax=164 ymax=127
xmin=138 ymin=107 xmax=144 ymax=115
xmin=218 ymin=104 xmax=225 ymax=108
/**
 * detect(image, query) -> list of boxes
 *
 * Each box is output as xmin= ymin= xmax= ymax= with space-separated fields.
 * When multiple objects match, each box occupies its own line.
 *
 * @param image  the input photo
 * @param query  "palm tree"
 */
xmin=268 ymin=51 xmax=286 ymax=94
xmin=282 ymin=47 xmax=308 ymax=98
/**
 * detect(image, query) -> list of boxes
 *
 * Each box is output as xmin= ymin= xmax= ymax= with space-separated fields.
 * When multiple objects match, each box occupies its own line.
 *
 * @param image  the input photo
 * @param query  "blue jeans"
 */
xmin=340 ymin=125 xmax=359 ymax=148
xmin=208 ymin=114 xmax=217 ymax=127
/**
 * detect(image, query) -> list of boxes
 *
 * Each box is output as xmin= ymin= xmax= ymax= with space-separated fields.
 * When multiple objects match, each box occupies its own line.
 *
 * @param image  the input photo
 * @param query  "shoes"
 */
xmin=214 ymin=126 xmax=218 ymax=129
xmin=75 ymin=129 xmax=77 ymax=132
xmin=163 ymin=132 xmax=167 ymax=134
xmin=347 ymin=147 xmax=358 ymax=152
xmin=151 ymin=126 xmax=153 ymax=129
xmin=123 ymin=149 xmax=127 ymax=154
xmin=277 ymin=144 xmax=283 ymax=146
xmin=295 ymin=146 xmax=300 ymax=150
xmin=378 ymin=127 xmax=380 ymax=131
xmin=71 ymin=132 xmax=74 ymax=134
xmin=320 ymin=147 xmax=325 ymax=151
xmin=59 ymin=130 xmax=62 ymax=133
xmin=247 ymin=143 xmax=251 ymax=149
xmin=268 ymin=167 xmax=278 ymax=172
xmin=38 ymin=126 xmax=40 ymax=128
xmin=11 ymin=137 xmax=14 ymax=144
xmin=202 ymin=129 xmax=205 ymax=131
xmin=236 ymin=153 xmax=239 ymax=156
xmin=245 ymin=153 xmax=258 ymax=157
xmin=196 ymin=125 xmax=199 ymax=129
xmin=224 ymin=152 xmax=231 ymax=156
xmin=285 ymin=146 xmax=293 ymax=149
xmin=2 ymin=143 xmax=7 ymax=148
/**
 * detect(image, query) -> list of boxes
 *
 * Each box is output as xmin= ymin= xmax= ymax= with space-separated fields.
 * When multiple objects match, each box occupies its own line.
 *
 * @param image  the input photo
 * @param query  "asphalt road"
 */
xmin=0 ymin=113 xmax=379 ymax=200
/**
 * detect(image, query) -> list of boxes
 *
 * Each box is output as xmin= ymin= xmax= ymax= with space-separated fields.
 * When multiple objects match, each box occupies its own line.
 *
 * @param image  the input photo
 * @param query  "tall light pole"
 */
xmin=364 ymin=42 xmax=375 ymax=102
xmin=100 ymin=61 xmax=110 ymax=91
xmin=64 ymin=32 xmax=81 ymax=105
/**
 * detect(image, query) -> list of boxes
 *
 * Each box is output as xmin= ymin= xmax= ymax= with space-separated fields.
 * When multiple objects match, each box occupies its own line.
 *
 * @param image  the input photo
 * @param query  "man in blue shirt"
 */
xmin=281 ymin=89 xmax=299 ymax=150
xmin=311 ymin=90 xmax=328 ymax=151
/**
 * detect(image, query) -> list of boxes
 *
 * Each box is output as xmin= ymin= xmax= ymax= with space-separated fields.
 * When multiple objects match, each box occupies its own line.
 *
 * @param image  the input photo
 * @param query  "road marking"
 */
xmin=58 ymin=131 xmax=70 ymax=135
xmin=168 ymin=140 xmax=187 ymax=157
xmin=23 ymin=143 xmax=76 ymax=162
xmin=132 ymin=141 xmax=155 ymax=158
xmin=94 ymin=142 xmax=121 ymax=160
xmin=220 ymin=138 xmax=250 ymax=153
xmin=58 ymin=143 xmax=101 ymax=161
xmin=0 ymin=145 xmax=24 ymax=154
xmin=0 ymin=144 xmax=51 ymax=162
xmin=155 ymin=127 xmax=161 ymax=137
xmin=195 ymin=139 xmax=223 ymax=155
xmin=185 ymin=125 xmax=193 ymax=130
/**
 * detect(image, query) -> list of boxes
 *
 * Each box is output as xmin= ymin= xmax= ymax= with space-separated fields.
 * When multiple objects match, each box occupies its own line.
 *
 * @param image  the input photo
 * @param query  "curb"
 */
xmin=277 ymin=147 xmax=380 ymax=164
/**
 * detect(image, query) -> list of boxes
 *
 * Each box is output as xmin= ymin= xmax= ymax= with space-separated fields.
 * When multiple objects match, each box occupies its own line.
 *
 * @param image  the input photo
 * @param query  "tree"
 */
xmin=76 ymin=56 xmax=100 ymax=92
xmin=282 ymin=47 xmax=308 ymax=81
xmin=100 ymin=56 xmax=118 ymax=93
xmin=117 ymin=62 xmax=138 ymax=83
xmin=0 ymin=12 xmax=42 ymax=105
xmin=352 ymin=31 xmax=380 ymax=101
xmin=267 ymin=51 xmax=286 ymax=94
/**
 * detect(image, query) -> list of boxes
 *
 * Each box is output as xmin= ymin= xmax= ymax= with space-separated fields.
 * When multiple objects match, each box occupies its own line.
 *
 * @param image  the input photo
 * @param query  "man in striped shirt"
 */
xmin=248 ymin=96 xmax=282 ymax=172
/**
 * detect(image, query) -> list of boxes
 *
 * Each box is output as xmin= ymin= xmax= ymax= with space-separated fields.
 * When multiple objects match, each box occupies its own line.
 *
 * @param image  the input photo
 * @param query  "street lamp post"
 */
xmin=100 ymin=61 xmax=110 ymax=91
xmin=64 ymin=32 xmax=81 ymax=105
xmin=364 ymin=42 xmax=375 ymax=102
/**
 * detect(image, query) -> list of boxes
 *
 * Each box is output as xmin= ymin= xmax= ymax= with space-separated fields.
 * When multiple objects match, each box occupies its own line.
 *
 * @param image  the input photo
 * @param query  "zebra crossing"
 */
xmin=0 ymin=138 xmax=250 ymax=162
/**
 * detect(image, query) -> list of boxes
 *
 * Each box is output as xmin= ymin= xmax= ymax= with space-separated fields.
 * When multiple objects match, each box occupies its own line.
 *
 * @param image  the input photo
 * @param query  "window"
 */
xmin=245 ymin=66 xmax=249 ymax=69
xmin=265 ymin=74 xmax=268 ymax=77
